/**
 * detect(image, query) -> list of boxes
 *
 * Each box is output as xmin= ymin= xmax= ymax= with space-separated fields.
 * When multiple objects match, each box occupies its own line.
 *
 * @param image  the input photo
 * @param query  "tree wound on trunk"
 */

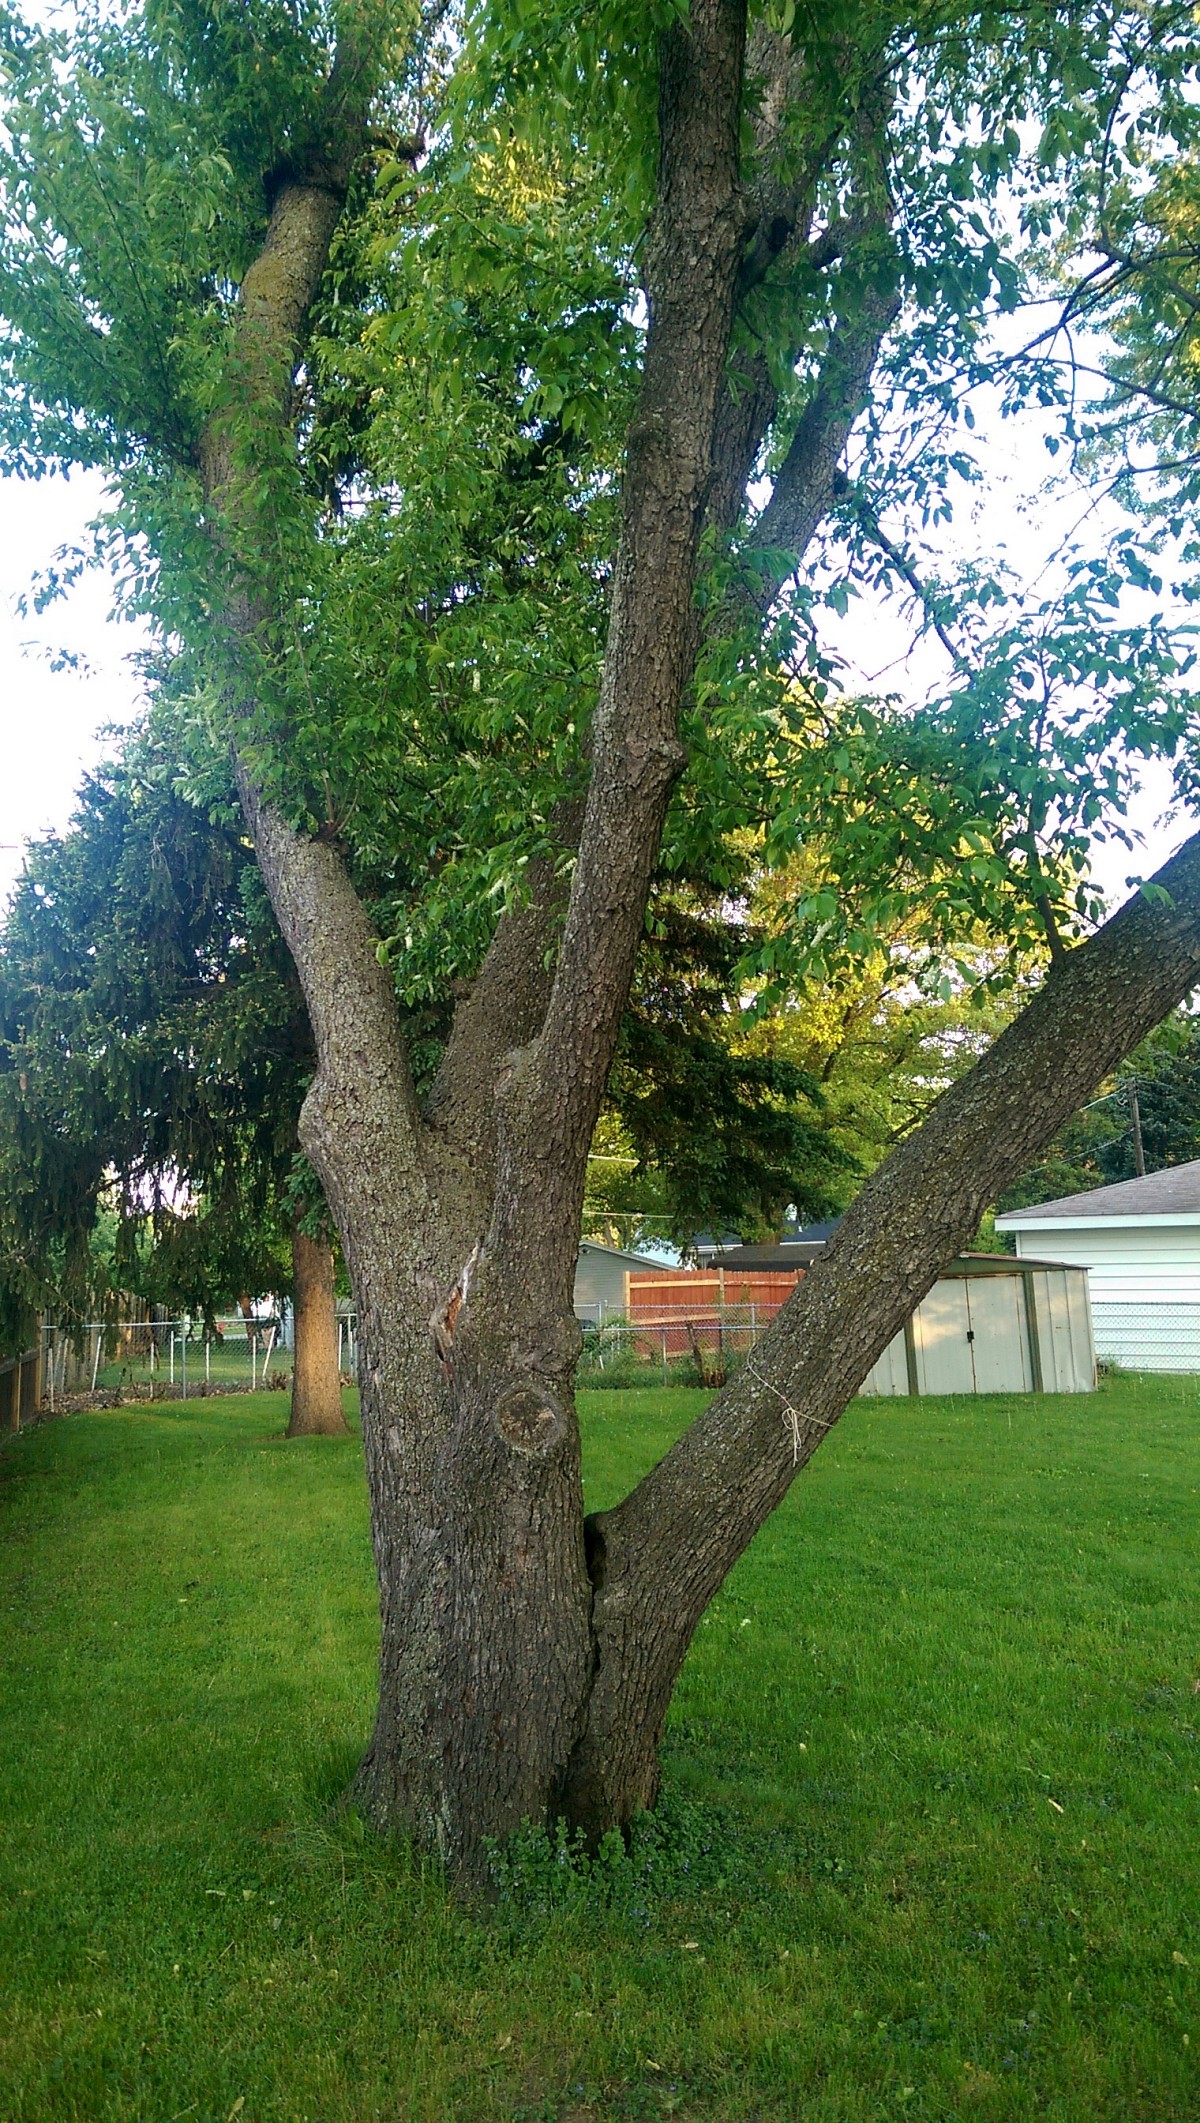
xmin=431 ymin=1242 xmax=481 ymax=1368
xmin=494 ymin=1382 xmax=567 ymax=1457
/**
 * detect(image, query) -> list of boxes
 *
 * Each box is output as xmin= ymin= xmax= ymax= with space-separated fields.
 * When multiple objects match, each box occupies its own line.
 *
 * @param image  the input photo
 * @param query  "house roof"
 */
xmin=699 ymin=1241 xmax=823 ymax=1271
xmin=996 ymin=1158 xmax=1200 ymax=1225
xmin=578 ymin=1238 xmax=680 ymax=1269
xmin=697 ymin=1221 xmax=841 ymax=1272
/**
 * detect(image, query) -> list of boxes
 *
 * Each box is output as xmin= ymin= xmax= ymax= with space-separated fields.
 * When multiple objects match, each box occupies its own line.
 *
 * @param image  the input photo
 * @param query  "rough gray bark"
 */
xmin=286 ymin=1224 xmax=347 ymax=1438
xmin=197 ymin=9 xmax=1200 ymax=1886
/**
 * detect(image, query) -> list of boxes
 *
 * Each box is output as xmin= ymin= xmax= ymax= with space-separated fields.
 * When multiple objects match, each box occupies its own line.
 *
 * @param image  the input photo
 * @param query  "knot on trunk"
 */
xmin=494 ymin=1382 xmax=567 ymax=1458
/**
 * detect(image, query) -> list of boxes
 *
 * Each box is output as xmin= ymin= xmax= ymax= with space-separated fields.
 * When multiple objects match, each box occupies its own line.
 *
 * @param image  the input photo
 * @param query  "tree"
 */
xmin=589 ymin=860 xmax=1020 ymax=1249
xmin=998 ymin=1011 xmax=1200 ymax=1208
xmin=0 ymin=725 xmax=347 ymax=1435
xmin=4 ymin=0 xmax=1200 ymax=1880
xmin=599 ymin=881 xmax=857 ymax=1246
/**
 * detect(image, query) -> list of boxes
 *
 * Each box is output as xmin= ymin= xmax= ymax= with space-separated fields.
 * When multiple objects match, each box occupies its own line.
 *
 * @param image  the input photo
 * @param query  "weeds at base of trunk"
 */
xmin=575 ymin=1352 xmax=733 ymax=1392
xmin=484 ymin=1795 xmax=754 ymax=1934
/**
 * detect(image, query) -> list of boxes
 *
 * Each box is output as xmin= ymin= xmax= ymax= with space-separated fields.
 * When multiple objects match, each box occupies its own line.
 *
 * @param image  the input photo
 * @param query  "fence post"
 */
xmin=169 ymin=1332 xmax=175 ymax=1388
xmin=181 ymin=1329 xmax=187 ymax=1402
xmin=661 ymin=1328 xmax=668 ymax=1385
xmin=205 ymin=1336 xmax=211 ymax=1385
xmin=251 ymin=1333 xmax=257 ymax=1393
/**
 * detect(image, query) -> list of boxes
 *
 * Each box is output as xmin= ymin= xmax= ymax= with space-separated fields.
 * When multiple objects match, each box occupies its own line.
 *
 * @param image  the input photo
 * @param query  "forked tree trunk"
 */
xmin=195 ymin=4 xmax=1200 ymax=1886
xmin=302 ymin=832 xmax=1200 ymax=1875
xmin=286 ymin=1224 xmax=347 ymax=1438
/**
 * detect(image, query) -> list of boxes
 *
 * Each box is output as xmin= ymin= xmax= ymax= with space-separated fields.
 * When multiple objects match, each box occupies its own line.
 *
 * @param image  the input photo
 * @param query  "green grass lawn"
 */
xmin=1 ymin=1376 xmax=1199 ymax=2121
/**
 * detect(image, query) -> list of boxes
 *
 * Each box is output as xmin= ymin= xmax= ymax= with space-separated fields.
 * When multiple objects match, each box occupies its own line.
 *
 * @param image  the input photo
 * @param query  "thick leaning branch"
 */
xmin=235 ymin=768 xmax=430 ymax=1264
xmin=746 ymin=267 xmax=899 ymax=618
xmin=564 ymin=831 xmax=1200 ymax=1824
xmin=477 ymin=0 xmax=750 ymax=1297
xmin=196 ymin=47 xmax=436 ymax=1254
xmin=425 ymin=800 xmax=584 ymax=1166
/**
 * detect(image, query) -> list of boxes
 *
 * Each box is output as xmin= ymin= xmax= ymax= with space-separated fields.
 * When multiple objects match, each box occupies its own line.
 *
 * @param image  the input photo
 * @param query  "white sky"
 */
xmin=0 ymin=468 xmax=150 ymax=898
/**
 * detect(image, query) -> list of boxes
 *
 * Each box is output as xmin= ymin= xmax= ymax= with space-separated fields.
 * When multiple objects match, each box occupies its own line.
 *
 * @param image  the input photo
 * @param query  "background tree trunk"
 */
xmin=286 ymin=1224 xmax=347 ymax=1438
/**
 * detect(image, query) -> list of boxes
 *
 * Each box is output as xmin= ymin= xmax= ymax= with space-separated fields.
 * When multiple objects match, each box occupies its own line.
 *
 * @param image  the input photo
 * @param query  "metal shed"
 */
xmin=860 ymin=1254 xmax=1096 ymax=1397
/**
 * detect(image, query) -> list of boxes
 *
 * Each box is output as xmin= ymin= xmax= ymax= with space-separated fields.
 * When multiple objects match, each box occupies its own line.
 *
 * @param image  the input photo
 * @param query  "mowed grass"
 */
xmin=1 ymin=1377 xmax=1199 ymax=2121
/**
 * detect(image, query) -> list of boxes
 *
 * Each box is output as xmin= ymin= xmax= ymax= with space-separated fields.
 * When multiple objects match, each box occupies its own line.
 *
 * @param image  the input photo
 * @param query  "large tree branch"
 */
xmin=565 ymin=831 xmax=1200 ymax=1823
xmin=433 ymin=64 xmax=896 ymax=1181
xmin=196 ymin=34 xmax=436 ymax=1254
xmin=745 ymin=266 xmax=900 ymax=619
xmin=464 ymin=0 xmax=750 ymax=1312
xmin=423 ymin=844 xmax=570 ymax=1154
xmin=234 ymin=766 xmax=430 ymax=1256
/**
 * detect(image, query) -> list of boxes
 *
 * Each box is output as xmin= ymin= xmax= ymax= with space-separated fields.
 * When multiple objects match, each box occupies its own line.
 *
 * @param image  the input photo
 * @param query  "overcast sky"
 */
xmin=0 ymin=468 xmax=150 ymax=899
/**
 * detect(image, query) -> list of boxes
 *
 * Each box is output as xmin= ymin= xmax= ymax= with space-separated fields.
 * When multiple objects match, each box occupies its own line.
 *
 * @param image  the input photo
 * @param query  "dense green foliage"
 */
xmin=3 ymin=2 xmax=1200 ymax=1299
xmin=1 ymin=0 xmax=1197 ymax=986
xmin=2 ymin=1376 xmax=1198 ymax=2118
xmin=0 ymin=723 xmax=312 ymax=1348
xmin=1000 ymin=1009 xmax=1200 ymax=1210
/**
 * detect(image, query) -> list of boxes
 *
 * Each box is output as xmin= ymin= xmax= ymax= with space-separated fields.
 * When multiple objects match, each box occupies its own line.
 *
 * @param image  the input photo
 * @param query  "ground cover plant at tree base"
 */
xmin=8 ymin=0 xmax=1200 ymax=1875
xmin=1 ymin=1382 xmax=1198 ymax=2120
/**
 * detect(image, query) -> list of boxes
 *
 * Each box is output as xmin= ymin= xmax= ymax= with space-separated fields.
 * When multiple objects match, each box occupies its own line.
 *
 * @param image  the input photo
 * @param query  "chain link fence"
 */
xmin=576 ymin=1303 xmax=770 ymax=1388
xmin=38 ymin=1304 xmax=745 ymax=1407
xmin=41 ymin=1316 xmax=279 ymax=1406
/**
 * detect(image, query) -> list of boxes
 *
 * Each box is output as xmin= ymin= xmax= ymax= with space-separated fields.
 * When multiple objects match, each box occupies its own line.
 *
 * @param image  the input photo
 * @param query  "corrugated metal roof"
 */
xmin=996 ymin=1158 xmax=1200 ymax=1223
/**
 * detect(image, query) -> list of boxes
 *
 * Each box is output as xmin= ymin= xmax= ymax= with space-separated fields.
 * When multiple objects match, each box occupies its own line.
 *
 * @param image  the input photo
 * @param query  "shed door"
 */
xmin=913 ymin=1281 xmax=975 ymax=1394
xmin=965 ymin=1274 xmax=1032 ymax=1392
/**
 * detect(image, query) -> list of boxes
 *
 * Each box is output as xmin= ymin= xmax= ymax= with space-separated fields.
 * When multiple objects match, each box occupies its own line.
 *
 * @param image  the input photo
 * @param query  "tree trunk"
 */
xmin=194 ymin=6 xmax=1200 ymax=1887
xmin=348 ymin=1329 xmax=596 ymax=1868
xmin=318 ymin=820 xmax=1200 ymax=1877
xmin=286 ymin=1225 xmax=347 ymax=1437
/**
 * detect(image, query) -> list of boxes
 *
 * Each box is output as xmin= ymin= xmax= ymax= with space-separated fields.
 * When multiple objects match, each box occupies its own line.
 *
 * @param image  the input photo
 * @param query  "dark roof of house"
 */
xmin=697 ymin=1221 xmax=841 ymax=1272
xmin=578 ymin=1238 xmax=674 ymax=1267
xmin=700 ymin=1239 xmax=826 ymax=1272
xmin=996 ymin=1159 xmax=1200 ymax=1223
xmin=702 ymin=1241 xmax=1081 ymax=1277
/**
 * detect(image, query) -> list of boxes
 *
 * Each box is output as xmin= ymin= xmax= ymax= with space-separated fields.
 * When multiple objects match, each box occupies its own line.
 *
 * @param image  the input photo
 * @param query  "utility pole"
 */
xmin=1129 ymin=1079 xmax=1146 ymax=1178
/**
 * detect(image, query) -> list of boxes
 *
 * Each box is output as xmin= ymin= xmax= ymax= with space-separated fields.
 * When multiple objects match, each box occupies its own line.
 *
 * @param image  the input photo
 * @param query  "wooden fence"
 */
xmin=624 ymin=1270 xmax=802 ymax=1355
xmin=1 ymin=1347 xmax=41 ymax=1433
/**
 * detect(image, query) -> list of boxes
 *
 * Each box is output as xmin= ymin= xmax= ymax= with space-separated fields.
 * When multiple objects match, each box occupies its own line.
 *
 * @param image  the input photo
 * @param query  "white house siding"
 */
xmin=1008 ymin=1221 xmax=1200 ymax=1372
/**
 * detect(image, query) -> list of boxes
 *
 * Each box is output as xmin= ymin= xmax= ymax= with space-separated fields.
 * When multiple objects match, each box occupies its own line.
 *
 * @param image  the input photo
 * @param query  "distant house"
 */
xmin=996 ymin=1160 xmax=1200 ymax=1371
xmin=574 ymin=1240 xmax=686 ymax=1324
xmin=695 ymin=1224 xmax=839 ymax=1273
